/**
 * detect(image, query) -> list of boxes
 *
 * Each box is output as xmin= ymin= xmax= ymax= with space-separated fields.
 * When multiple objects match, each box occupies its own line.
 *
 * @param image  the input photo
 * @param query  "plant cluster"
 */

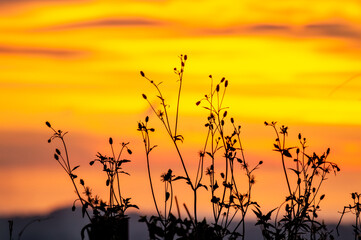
xmin=253 ymin=122 xmax=339 ymax=240
xmin=138 ymin=55 xmax=262 ymax=239
xmin=46 ymin=122 xmax=137 ymax=240
xmin=41 ymin=55 xmax=361 ymax=240
xmin=337 ymin=192 xmax=361 ymax=240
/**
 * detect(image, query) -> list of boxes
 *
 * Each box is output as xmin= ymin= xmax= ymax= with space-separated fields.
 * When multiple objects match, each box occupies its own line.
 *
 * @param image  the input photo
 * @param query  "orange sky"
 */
xmin=1 ymin=0 xmax=361 ymax=223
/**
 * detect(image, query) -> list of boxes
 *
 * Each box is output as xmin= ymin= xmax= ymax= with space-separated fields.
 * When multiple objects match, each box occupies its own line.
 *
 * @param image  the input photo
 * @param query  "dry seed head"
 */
xmin=140 ymin=71 xmax=145 ymax=77
xmin=45 ymin=121 xmax=51 ymax=128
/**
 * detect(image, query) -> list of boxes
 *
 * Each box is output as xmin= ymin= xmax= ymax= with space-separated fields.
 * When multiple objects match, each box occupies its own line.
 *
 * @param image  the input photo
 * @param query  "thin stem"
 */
xmin=142 ymin=128 xmax=164 ymax=226
xmin=174 ymin=58 xmax=185 ymax=137
xmin=58 ymin=133 xmax=92 ymax=222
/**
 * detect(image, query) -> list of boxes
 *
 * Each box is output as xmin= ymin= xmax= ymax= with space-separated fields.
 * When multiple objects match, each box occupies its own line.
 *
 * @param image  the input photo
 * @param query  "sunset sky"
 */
xmin=1 ymin=0 xmax=361 ymax=223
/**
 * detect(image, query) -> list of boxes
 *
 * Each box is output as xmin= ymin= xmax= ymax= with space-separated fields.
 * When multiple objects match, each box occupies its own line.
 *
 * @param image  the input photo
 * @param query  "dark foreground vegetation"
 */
xmin=7 ymin=55 xmax=359 ymax=240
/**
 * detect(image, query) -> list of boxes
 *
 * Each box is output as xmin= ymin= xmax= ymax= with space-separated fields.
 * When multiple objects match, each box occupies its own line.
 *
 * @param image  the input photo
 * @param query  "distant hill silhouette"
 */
xmin=0 ymin=207 xmax=147 ymax=240
xmin=0 ymin=206 xmax=353 ymax=239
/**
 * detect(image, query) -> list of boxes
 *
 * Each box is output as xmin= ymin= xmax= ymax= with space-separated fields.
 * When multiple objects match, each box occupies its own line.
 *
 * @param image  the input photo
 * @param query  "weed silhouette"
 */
xmin=253 ymin=122 xmax=339 ymax=240
xmin=139 ymin=55 xmax=261 ymax=239
xmin=337 ymin=192 xmax=361 ymax=240
xmin=46 ymin=122 xmax=137 ymax=240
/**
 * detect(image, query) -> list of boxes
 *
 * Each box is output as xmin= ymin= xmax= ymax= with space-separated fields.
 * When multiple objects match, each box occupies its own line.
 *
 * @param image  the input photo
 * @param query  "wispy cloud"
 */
xmin=304 ymin=23 xmax=361 ymax=39
xmin=0 ymin=0 xmax=85 ymax=4
xmin=198 ymin=21 xmax=361 ymax=41
xmin=247 ymin=24 xmax=291 ymax=32
xmin=42 ymin=17 xmax=163 ymax=31
xmin=0 ymin=45 xmax=85 ymax=58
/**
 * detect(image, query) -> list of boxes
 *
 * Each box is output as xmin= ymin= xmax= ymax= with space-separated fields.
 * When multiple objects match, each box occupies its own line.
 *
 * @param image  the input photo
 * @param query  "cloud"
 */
xmin=304 ymin=23 xmax=361 ymax=39
xmin=0 ymin=0 xmax=85 ymax=4
xmin=198 ymin=22 xmax=361 ymax=41
xmin=248 ymin=24 xmax=291 ymax=32
xmin=45 ymin=18 xmax=163 ymax=31
xmin=0 ymin=45 xmax=85 ymax=58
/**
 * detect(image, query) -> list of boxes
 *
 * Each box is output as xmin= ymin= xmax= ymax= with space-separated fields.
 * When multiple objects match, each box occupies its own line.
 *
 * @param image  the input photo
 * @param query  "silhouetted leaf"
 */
xmin=72 ymin=165 xmax=80 ymax=171
xmin=173 ymin=176 xmax=188 ymax=182
xmin=212 ymin=181 xmax=219 ymax=191
xmin=197 ymin=183 xmax=208 ymax=191
xmin=283 ymin=150 xmax=292 ymax=158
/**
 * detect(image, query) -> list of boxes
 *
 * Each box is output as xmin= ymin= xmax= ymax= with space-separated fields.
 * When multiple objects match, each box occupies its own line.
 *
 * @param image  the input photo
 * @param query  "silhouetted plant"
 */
xmin=8 ymin=218 xmax=48 ymax=240
xmin=46 ymin=122 xmax=137 ymax=240
xmin=138 ymin=55 xmax=261 ymax=239
xmin=253 ymin=122 xmax=339 ymax=240
xmin=337 ymin=192 xmax=361 ymax=240
xmin=8 ymin=220 xmax=13 ymax=240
